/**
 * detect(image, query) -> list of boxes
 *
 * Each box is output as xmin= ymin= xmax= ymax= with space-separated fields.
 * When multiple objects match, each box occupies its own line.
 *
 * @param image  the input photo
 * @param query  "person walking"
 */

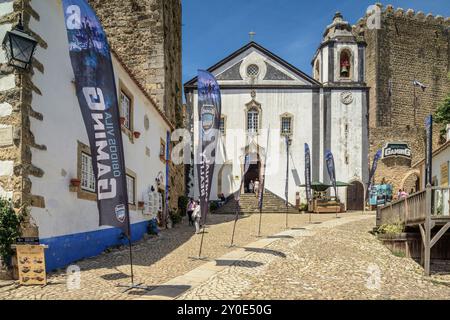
xmin=186 ymin=198 xmax=195 ymax=226
xmin=249 ymin=180 xmax=254 ymax=194
xmin=192 ymin=201 xmax=202 ymax=234
xmin=254 ymin=179 xmax=260 ymax=197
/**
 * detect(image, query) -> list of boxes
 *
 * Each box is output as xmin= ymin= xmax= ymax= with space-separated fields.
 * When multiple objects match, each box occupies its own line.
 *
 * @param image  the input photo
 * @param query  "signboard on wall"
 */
xmin=382 ymin=142 xmax=412 ymax=159
xmin=441 ymin=162 xmax=449 ymax=187
xmin=16 ymin=245 xmax=47 ymax=286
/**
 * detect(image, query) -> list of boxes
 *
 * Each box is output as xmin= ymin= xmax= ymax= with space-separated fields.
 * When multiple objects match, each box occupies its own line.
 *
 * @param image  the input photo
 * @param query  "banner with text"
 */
xmin=197 ymin=70 xmax=221 ymax=223
xmin=304 ymin=143 xmax=312 ymax=203
xmin=63 ymin=0 xmax=130 ymax=235
xmin=367 ymin=149 xmax=382 ymax=195
xmin=325 ymin=150 xmax=338 ymax=199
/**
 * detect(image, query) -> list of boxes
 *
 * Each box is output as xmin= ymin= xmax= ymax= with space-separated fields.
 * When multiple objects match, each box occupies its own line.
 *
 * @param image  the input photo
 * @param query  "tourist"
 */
xmin=254 ymin=179 xmax=260 ymax=196
xmin=218 ymin=193 xmax=226 ymax=207
xmin=400 ymin=189 xmax=409 ymax=199
xmin=186 ymin=198 xmax=195 ymax=226
xmin=249 ymin=180 xmax=254 ymax=194
xmin=192 ymin=201 xmax=202 ymax=234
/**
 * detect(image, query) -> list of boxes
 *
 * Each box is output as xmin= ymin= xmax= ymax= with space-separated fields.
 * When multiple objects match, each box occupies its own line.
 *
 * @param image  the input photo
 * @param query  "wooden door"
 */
xmin=347 ymin=181 xmax=364 ymax=211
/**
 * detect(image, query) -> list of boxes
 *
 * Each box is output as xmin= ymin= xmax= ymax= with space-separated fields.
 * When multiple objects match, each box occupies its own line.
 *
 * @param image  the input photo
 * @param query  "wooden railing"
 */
xmin=377 ymin=187 xmax=450 ymax=227
xmin=377 ymin=190 xmax=426 ymax=226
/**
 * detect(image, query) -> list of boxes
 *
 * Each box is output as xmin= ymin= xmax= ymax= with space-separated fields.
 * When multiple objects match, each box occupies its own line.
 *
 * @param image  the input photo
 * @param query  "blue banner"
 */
xmin=197 ymin=70 xmax=221 ymax=223
xmin=425 ymin=115 xmax=433 ymax=186
xmin=367 ymin=149 xmax=382 ymax=195
xmin=63 ymin=0 xmax=130 ymax=236
xmin=325 ymin=150 xmax=337 ymax=199
xmin=304 ymin=143 xmax=312 ymax=203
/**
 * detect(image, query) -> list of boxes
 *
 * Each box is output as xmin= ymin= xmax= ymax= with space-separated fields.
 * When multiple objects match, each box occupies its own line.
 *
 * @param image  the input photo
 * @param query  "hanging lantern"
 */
xmin=2 ymin=15 xmax=38 ymax=70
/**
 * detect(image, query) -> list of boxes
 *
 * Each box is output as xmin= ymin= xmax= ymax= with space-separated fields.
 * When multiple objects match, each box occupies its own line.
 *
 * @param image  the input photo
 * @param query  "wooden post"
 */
xmin=424 ymin=184 xmax=432 ymax=276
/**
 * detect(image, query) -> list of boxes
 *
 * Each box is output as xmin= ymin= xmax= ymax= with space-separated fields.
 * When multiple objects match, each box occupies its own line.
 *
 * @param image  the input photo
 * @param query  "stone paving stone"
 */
xmin=0 ymin=212 xmax=345 ymax=300
xmin=178 ymin=215 xmax=450 ymax=300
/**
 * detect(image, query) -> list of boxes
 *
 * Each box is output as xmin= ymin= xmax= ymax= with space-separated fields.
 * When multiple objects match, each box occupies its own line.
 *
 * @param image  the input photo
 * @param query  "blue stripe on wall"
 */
xmin=40 ymin=221 xmax=149 ymax=272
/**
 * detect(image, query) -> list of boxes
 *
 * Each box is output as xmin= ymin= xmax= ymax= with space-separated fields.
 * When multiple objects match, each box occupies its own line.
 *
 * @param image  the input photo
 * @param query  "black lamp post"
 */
xmin=2 ymin=15 xmax=38 ymax=70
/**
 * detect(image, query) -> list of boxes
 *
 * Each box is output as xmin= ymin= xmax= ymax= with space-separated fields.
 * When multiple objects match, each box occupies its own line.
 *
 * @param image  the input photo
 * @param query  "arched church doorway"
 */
xmin=244 ymin=153 xmax=261 ymax=193
xmin=346 ymin=180 xmax=364 ymax=211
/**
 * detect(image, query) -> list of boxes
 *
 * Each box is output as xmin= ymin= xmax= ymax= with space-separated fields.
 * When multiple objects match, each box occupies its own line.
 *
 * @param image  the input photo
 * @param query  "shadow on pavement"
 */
xmin=128 ymin=285 xmax=192 ymax=298
xmin=243 ymin=247 xmax=287 ymax=258
xmin=215 ymin=259 xmax=264 ymax=268
xmin=266 ymin=235 xmax=294 ymax=239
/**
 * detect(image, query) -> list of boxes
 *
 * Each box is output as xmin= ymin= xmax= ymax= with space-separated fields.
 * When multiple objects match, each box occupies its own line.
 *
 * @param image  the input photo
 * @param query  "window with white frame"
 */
xmin=247 ymin=109 xmax=259 ymax=133
xmin=120 ymin=90 xmax=132 ymax=130
xmin=219 ymin=116 xmax=226 ymax=135
xmin=126 ymin=174 xmax=135 ymax=205
xmin=81 ymin=152 xmax=96 ymax=193
xmin=281 ymin=116 xmax=292 ymax=135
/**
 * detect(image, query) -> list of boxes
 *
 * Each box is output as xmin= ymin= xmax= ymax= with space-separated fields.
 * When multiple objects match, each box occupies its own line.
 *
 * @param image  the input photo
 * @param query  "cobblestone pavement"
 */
xmin=178 ymin=215 xmax=450 ymax=300
xmin=0 ymin=212 xmax=348 ymax=300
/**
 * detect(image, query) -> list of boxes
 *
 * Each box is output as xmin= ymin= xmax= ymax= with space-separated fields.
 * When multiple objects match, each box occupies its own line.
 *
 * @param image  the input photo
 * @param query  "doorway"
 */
xmin=244 ymin=154 xmax=261 ymax=193
xmin=346 ymin=181 xmax=364 ymax=211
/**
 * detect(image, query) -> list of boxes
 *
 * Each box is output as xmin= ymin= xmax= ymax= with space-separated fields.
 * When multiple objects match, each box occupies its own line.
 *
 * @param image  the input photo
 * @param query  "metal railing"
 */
xmin=377 ymin=186 xmax=450 ymax=227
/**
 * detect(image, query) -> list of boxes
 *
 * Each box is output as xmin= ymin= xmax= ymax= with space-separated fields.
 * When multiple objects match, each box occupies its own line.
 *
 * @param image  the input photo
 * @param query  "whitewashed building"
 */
xmin=0 ymin=1 xmax=174 ymax=271
xmin=184 ymin=13 xmax=369 ymax=210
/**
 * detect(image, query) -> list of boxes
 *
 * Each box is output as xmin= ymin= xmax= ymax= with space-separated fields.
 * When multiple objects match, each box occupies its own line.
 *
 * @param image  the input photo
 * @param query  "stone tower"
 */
xmin=355 ymin=4 xmax=450 ymax=192
xmin=88 ymin=0 xmax=185 ymax=208
xmin=88 ymin=0 xmax=183 ymax=128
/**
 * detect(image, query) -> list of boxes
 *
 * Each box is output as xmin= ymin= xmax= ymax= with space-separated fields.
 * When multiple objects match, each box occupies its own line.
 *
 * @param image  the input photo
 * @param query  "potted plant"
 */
xmin=120 ymin=117 xmax=126 ymax=125
xmin=133 ymin=131 xmax=141 ymax=139
xmin=70 ymin=178 xmax=81 ymax=187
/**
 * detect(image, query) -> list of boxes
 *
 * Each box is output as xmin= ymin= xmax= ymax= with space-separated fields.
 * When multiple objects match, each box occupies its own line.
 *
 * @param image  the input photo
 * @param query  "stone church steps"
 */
xmin=213 ymin=189 xmax=299 ymax=214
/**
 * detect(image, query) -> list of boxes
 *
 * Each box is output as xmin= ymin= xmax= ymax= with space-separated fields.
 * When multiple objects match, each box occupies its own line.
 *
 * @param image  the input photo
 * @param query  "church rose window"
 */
xmin=247 ymin=109 xmax=259 ymax=133
xmin=247 ymin=64 xmax=260 ymax=77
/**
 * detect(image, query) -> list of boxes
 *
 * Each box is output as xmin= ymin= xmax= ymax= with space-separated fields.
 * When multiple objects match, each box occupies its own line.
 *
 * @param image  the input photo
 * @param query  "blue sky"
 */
xmin=182 ymin=0 xmax=450 ymax=87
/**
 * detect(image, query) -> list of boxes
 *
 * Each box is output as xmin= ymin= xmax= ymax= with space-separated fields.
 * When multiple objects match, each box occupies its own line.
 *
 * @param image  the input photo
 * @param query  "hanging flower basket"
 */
xmin=70 ymin=179 xmax=81 ymax=187
xmin=133 ymin=131 xmax=141 ymax=139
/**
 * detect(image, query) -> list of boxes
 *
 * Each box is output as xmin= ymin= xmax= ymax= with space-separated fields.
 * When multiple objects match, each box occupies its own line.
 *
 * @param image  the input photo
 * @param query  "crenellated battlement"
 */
xmin=354 ymin=3 xmax=450 ymax=31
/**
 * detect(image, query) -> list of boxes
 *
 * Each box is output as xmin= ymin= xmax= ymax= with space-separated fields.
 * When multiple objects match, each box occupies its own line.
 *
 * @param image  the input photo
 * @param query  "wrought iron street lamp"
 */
xmin=2 ymin=15 xmax=38 ymax=70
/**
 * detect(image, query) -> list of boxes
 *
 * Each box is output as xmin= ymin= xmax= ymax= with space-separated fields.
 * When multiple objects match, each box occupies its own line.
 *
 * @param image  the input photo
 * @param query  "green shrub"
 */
xmin=170 ymin=210 xmax=183 ymax=225
xmin=209 ymin=202 xmax=219 ymax=212
xmin=178 ymin=195 xmax=189 ymax=216
xmin=0 ymin=199 xmax=24 ymax=268
xmin=377 ymin=223 xmax=404 ymax=236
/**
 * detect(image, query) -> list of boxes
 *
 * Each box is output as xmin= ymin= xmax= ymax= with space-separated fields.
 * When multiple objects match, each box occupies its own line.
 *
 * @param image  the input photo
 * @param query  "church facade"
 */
xmin=185 ymin=13 xmax=369 ymax=209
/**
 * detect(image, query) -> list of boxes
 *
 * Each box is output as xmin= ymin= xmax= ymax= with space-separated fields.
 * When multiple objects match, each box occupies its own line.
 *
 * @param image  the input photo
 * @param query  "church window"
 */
xmin=81 ymin=152 xmax=96 ymax=193
xmin=247 ymin=64 xmax=260 ymax=78
xmin=281 ymin=116 xmax=292 ymax=135
xmin=247 ymin=109 xmax=259 ymax=133
xmin=339 ymin=50 xmax=351 ymax=78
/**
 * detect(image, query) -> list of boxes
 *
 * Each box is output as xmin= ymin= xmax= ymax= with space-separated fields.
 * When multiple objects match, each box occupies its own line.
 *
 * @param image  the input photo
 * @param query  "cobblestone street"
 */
xmin=2 ymin=212 xmax=450 ymax=300
xmin=0 ymin=212 xmax=346 ymax=300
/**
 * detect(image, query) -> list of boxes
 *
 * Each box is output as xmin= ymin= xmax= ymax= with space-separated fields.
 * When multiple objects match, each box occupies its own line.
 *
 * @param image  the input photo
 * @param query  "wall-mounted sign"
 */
xmin=382 ymin=142 xmax=412 ymax=159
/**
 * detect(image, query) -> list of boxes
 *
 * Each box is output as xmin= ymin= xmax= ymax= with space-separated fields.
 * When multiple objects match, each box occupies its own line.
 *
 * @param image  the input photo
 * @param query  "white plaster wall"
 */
xmin=28 ymin=0 xmax=169 ymax=239
xmin=329 ymin=90 xmax=366 ymax=202
xmin=193 ymin=89 xmax=315 ymax=204
xmin=321 ymin=46 xmax=329 ymax=84
xmin=431 ymin=148 xmax=450 ymax=215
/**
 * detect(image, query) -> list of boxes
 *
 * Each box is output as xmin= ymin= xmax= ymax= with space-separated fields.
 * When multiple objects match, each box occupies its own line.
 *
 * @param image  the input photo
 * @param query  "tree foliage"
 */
xmin=0 ymin=199 xmax=24 ymax=268
xmin=435 ymin=73 xmax=450 ymax=126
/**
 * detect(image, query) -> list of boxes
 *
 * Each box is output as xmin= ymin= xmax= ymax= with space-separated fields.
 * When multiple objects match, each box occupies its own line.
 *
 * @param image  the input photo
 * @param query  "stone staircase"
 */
xmin=213 ymin=189 xmax=299 ymax=214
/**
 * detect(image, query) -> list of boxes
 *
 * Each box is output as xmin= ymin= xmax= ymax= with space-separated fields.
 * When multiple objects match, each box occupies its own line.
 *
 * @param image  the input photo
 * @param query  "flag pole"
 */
xmin=230 ymin=201 xmax=239 ymax=247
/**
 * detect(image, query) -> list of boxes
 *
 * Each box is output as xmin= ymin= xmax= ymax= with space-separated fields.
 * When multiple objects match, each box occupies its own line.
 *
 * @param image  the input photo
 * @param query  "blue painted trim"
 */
xmin=40 ymin=221 xmax=149 ymax=272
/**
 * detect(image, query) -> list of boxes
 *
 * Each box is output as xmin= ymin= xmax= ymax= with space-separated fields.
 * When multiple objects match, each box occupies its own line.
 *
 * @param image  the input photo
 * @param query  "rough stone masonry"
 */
xmin=355 ymin=4 xmax=450 ymax=192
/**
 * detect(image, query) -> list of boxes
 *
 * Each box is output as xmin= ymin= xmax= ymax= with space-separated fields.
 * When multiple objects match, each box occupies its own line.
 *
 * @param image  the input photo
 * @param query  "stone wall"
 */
xmin=88 ymin=0 xmax=185 ymax=207
xmin=0 ymin=0 xmax=46 ymax=237
xmin=356 ymin=4 xmax=450 ymax=192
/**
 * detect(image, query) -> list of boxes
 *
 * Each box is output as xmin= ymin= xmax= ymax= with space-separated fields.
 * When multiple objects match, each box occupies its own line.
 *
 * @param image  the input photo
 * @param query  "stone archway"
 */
xmin=401 ymin=170 xmax=421 ymax=194
xmin=346 ymin=180 xmax=365 ymax=211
